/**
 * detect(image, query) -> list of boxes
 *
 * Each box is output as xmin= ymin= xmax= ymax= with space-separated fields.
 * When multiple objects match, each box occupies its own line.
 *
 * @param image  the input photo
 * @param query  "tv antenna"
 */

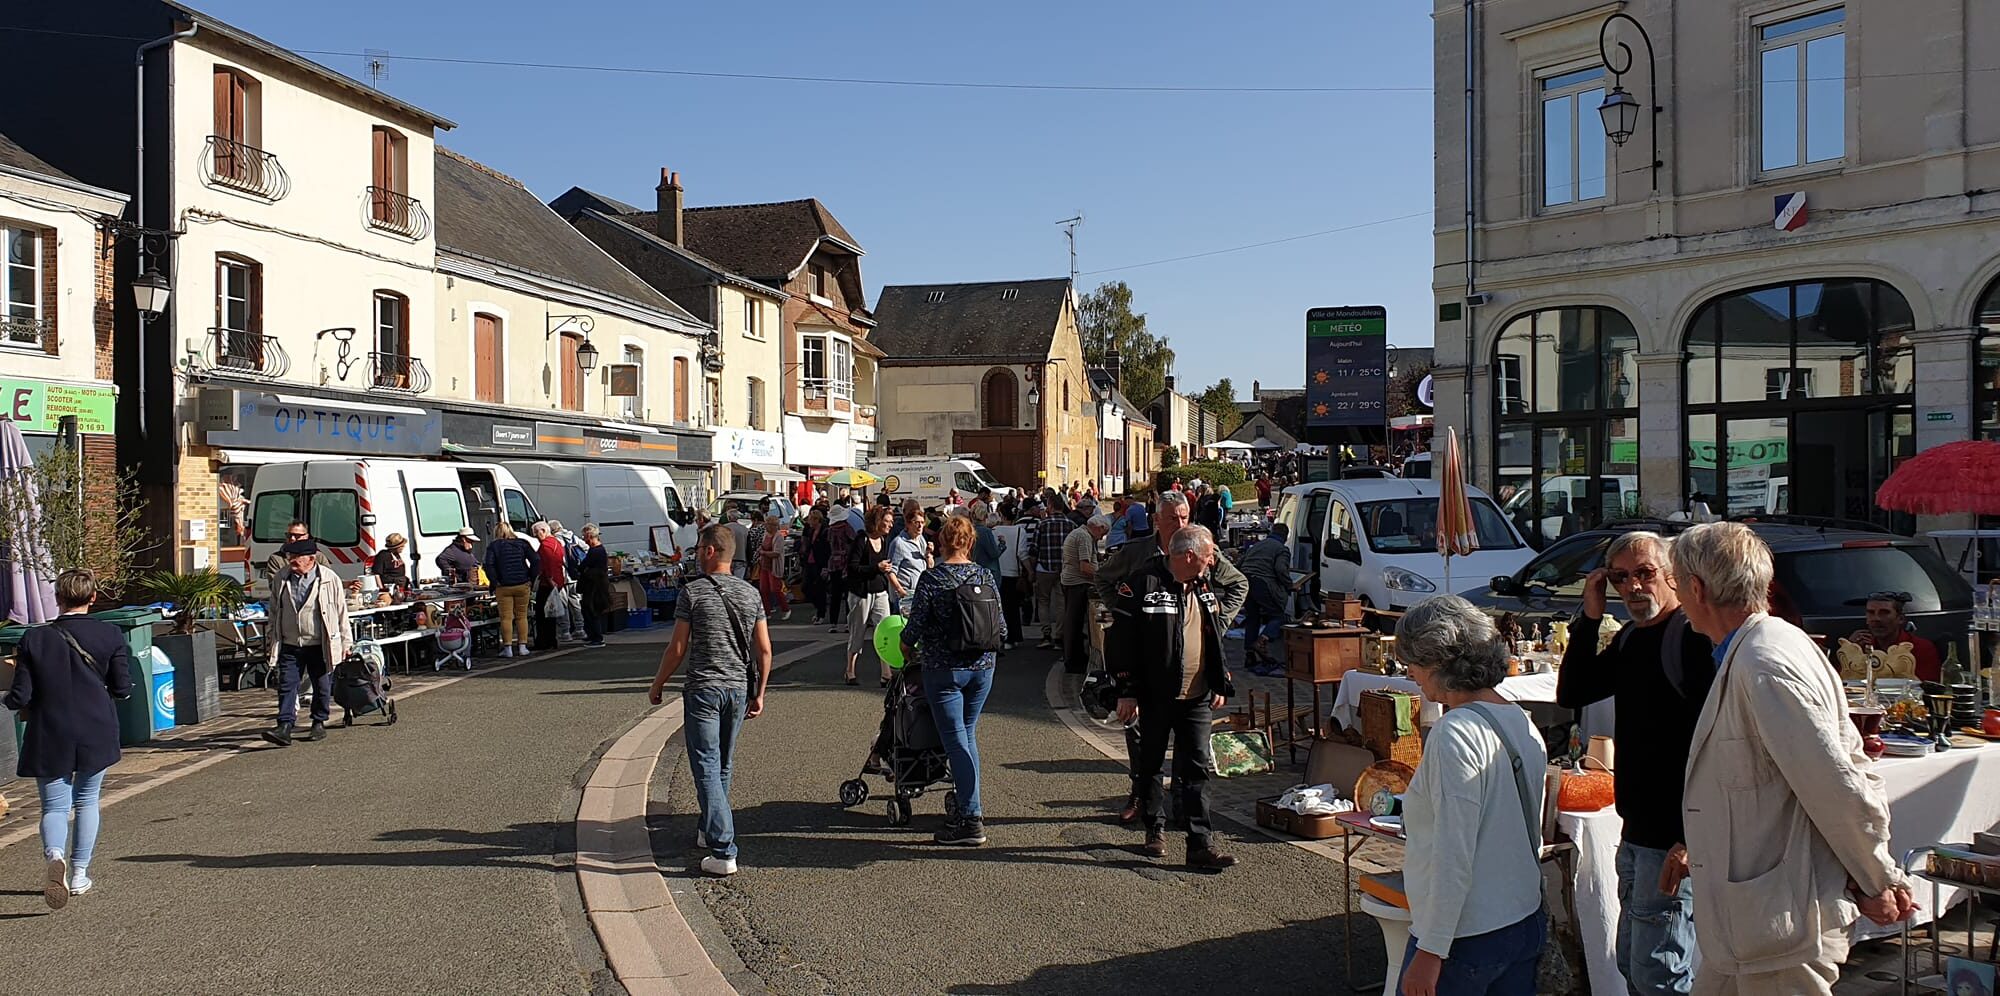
xmin=364 ymin=49 xmax=391 ymax=89
xmin=1056 ymin=213 xmax=1083 ymax=288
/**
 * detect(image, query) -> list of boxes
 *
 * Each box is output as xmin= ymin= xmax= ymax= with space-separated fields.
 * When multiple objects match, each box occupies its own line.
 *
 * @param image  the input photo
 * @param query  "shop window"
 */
xmin=1976 ymin=275 xmax=2000 ymax=441
xmin=1490 ymin=306 xmax=1640 ymax=547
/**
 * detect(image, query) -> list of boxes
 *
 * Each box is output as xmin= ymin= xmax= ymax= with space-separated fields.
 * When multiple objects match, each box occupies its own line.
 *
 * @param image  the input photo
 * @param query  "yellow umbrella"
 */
xmin=1436 ymin=427 xmax=1479 ymax=592
xmin=820 ymin=468 xmax=880 ymax=488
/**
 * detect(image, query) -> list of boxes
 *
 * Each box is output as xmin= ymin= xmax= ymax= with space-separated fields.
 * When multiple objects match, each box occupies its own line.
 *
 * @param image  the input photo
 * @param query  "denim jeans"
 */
xmin=921 ymin=667 xmax=993 ymax=818
xmin=1615 ymin=841 xmax=1697 ymax=995
xmin=684 ymin=684 xmax=748 ymax=860
xmin=38 ymin=769 xmax=108 ymax=869
xmin=1400 ymin=907 xmax=1546 ymax=996
xmin=276 ymin=643 xmax=331 ymax=725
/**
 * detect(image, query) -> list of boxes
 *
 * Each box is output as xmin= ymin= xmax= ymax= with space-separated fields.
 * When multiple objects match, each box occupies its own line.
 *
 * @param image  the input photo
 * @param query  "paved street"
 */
xmin=648 ymin=640 xmax=1372 ymax=996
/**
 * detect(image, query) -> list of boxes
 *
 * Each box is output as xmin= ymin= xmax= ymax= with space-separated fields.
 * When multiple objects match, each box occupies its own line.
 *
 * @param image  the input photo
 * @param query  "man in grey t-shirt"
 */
xmin=649 ymin=524 xmax=772 ymax=877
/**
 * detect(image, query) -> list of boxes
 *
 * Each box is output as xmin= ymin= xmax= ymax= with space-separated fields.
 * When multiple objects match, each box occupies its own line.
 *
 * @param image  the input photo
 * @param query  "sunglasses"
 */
xmin=287 ymin=532 xmax=308 ymax=539
xmin=1606 ymin=565 xmax=1662 ymax=586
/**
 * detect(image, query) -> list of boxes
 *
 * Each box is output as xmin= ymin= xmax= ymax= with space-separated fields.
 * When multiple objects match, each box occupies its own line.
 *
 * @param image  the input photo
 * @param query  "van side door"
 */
xmin=248 ymin=464 xmax=308 ymax=587
xmin=1319 ymin=497 xmax=1363 ymax=597
xmin=304 ymin=462 xmax=366 ymax=576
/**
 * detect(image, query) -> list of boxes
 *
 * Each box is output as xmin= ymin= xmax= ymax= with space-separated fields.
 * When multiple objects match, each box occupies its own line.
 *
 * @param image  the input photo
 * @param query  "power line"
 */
xmin=1081 ymin=212 xmax=1433 ymax=276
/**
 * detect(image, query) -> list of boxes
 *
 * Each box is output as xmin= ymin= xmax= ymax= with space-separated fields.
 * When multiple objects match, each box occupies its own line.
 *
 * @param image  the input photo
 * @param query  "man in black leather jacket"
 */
xmin=1108 ymin=524 xmax=1237 ymax=872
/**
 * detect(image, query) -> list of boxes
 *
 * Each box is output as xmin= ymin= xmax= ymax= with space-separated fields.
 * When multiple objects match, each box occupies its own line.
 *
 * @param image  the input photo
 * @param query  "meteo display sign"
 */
xmin=1305 ymin=306 xmax=1387 ymax=428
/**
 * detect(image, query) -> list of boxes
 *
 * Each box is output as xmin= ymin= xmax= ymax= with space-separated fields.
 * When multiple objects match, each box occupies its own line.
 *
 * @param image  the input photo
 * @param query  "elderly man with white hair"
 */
xmin=1059 ymin=513 xmax=1112 ymax=675
xmin=1674 ymin=522 xmax=1912 ymax=995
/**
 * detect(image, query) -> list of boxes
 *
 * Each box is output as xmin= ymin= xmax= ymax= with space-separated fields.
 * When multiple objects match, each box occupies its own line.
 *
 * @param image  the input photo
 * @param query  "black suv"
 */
xmin=1458 ymin=518 xmax=1973 ymax=655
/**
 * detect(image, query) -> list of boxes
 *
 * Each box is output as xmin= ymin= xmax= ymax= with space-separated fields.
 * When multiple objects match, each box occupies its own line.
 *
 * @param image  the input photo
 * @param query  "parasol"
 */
xmin=1208 ymin=440 xmax=1253 ymax=451
xmin=820 ymin=468 xmax=880 ymax=488
xmin=1874 ymin=440 xmax=2000 ymax=516
xmin=1436 ymin=427 xmax=1478 ymax=592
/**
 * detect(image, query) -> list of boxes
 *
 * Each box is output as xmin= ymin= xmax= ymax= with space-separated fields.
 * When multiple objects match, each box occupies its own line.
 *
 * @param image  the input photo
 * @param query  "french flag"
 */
xmin=1774 ymin=192 xmax=1808 ymax=232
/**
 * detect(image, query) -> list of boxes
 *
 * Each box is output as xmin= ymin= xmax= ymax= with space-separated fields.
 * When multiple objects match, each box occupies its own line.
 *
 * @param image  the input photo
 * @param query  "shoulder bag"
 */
xmin=1460 ymin=702 xmax=1546 ymax=865
xmin=702 ymin=575 xmax=761 ymax=699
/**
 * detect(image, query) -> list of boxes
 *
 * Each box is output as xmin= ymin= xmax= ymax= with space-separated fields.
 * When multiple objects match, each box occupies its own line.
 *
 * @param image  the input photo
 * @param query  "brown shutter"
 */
xmin=246 ymin=261 xmax=264 ymax=365
xmin=673 ymin=357 xmax=689 ymax=423
xmin=561 ymin=334 xmax=581 ymax=410
xmin=371 ymin=128 xmax=390 ymax=221
xmin=474 ymin=314 xmax=499 ymax=403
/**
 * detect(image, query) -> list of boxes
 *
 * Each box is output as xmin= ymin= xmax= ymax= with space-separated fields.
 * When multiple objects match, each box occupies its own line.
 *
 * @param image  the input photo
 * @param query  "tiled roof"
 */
xmin=433 ymin=149 xmax=694 ymax=323
xmin=0 ymin=129 xmax=72 ymax=183
xmin=621 ymin=198 xmax=860 ymax=285
xmin=568 ymin=206 xmax=788 ymax=300
xmin=870 ymin=279 xmax=1072 ymax=362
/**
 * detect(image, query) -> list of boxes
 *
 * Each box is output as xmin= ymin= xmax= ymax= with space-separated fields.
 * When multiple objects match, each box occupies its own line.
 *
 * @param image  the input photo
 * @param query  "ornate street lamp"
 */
xmin=131 ymin=266 xmax=172 ymax=317
xmin=1597 ymin=11 xmax=1663 ymax=192
xmin=576 ymin=338 xmax=599 ymax=372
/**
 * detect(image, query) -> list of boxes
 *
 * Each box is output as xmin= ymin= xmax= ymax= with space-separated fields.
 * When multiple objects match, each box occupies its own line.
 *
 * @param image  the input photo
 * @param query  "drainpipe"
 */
xmin=135 ymin=23 xmax=197 ymax=441
xmin=1462 ymin=0 xmax=1479 ymax=476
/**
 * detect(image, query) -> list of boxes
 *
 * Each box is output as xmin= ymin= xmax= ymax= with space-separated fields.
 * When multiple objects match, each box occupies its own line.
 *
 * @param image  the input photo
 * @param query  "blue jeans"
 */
xmin=921 ymin=667 xmax=993 ymax=818
xmin=39 ymin=769 xmax=108 ymax=869
xmin=1401 ymin=907 xmax=1545 ymax=996
xmin=1615 ymin=841 xmax=1696 ymax=995
xmin=276 ymin=643 xmax=332 ymax=725
xmin=685 ymin=685 xmax=748 ymax=860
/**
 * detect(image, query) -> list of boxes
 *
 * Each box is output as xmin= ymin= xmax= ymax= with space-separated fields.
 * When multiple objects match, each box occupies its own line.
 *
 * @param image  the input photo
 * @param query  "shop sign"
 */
xmin=1687 ymin=437 xmax=1787 ymax=470
xmin=713 ymin=426 xmax=785 ymax=464
xmin=1 ymin=378 xmax=116 ymax=434
xmin=489 ymin=423 xmax=535 ymax=449
xmin=532 ymin=420 xmax=712 ymax=466
xmin=201 ymin=388 xmax=440 ymax=456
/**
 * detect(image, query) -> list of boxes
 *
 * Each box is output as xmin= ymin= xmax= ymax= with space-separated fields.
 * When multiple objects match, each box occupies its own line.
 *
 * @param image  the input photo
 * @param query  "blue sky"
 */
xmin=202 ymin=0 xmax=1436 ymax=397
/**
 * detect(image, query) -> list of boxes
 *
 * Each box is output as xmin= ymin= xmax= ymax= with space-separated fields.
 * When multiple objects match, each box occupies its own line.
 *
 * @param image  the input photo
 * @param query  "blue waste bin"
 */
xmin=146 ymin=647 xmax=177 ymax=735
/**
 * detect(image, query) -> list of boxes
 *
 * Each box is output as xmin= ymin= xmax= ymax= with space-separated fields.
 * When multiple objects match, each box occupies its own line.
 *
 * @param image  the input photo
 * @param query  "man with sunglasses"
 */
xmin=1846 ymin=591 xmax=1940 ymax=683
xmin=262 ymin=521 xmax=331 ymax=588
xmin=1556 ymin=531 xmax=1716 ymax=996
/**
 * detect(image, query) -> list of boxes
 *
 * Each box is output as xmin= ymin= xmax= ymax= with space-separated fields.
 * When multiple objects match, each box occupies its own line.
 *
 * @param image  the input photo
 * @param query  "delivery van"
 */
xmin=502 ymin=460 xmax=694 ymax=557
xmin=863 ymin=455 xmax=1012 ymax=505
xmin=246 ymin=460 xmax=541 ymax=587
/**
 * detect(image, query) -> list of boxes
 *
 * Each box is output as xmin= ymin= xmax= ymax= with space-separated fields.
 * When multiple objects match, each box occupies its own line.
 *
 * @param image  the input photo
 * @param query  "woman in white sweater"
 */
xmin=1392 ymin=595 xmax=1549 ymax=996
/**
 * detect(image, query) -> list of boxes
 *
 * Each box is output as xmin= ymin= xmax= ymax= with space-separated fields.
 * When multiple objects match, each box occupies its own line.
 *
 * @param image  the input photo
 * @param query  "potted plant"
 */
xmin=132 ymin=570 xmax=245 ymax=726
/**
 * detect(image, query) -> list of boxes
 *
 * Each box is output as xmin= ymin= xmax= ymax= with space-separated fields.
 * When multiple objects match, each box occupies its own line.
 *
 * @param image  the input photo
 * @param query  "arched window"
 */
xmin=1976 ymin=275 xmax=2000 ymax=441
xmin=1683 ymin=278 xmax=1914 ymax=528
xmin=1490 ymin=306 xmax=1639 ymax=548
xmin=981 ymin=367 xmax=1018 ymax=428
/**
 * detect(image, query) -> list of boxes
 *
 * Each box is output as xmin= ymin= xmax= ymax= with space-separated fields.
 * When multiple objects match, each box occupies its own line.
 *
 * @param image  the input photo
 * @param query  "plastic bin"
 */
xmin=626 ymin=608 xmax=653 ymax=630
xmin=145 ymin=647 xmax=176 ymax=734
xmin=92 ymin=607 xmax=163 ymax=746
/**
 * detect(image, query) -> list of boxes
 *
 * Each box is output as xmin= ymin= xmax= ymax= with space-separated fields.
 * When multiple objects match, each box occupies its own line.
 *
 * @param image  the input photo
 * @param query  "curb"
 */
xmin=575 ymin=634 xmax=845 ymax=996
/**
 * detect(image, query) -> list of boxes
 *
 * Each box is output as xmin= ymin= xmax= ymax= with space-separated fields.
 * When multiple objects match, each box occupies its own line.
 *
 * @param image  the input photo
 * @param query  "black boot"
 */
xmin=260 ymin=722 xmax=294 ymax=747
xmin=303 ymin=720 xmax=326 ymax=743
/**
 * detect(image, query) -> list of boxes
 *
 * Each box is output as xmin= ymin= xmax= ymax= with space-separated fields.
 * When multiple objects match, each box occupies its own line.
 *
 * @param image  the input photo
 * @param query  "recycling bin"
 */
xmin=92 ymin=607 xmax=164 ymax=746
xmin=146 ymin=647 xmax=176 ymax=734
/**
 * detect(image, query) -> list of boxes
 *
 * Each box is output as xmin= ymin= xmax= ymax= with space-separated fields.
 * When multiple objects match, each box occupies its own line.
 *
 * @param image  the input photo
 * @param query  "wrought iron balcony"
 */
xmin=201 ymin=327 xmax=290 ymax=380
xmin=368 ymin=352 xmax=431 ymax=394
xmin=0 ymin=316 xmax=50 ymax=349
xmin=201 ymin=135 xmax=291 ymax=200
xmin=365 ymin=186 xmax=430 ymax=239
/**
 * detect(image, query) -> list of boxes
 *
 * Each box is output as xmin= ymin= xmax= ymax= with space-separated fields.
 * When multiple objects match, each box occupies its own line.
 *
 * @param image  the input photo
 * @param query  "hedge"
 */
xmin=1157 ymin=461 xmax=1248 ymax=488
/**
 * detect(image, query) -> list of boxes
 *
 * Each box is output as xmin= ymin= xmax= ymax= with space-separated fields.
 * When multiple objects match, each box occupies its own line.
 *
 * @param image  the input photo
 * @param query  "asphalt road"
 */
xmin=650 ymin=643 xmax=1377 ymax=996
xmin=0 ymin=641 xmax=675 ymax=996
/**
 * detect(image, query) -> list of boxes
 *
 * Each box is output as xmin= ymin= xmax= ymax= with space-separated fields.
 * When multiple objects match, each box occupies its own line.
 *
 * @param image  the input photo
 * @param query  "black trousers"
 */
xmin=1061 ymin=583 xmax=1092 ymax=674
xmin=825 ymin=574 xmax=847 ymax=625
xmin=803 ymin=568 xmax=827 ymax=618
xmin=999 ymin=576 xmax=1026 ymax=646
xmin=533 ymin=583 xmax=560 ymax=649
xmin=1133 ymin=696 xmax=1214 ymax=848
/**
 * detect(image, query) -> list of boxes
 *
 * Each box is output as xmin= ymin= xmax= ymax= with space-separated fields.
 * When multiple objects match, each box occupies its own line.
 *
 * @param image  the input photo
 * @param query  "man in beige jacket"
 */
xmin=260 ymin=539 xmax=351 ymax=747
xmin=1671 ymin=523 xmax=1915 ymax=995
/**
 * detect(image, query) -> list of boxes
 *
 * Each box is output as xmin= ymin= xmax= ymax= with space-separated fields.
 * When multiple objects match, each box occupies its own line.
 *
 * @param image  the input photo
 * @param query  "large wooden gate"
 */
xmin=952 ymin=429 xmax=1036 ymax=492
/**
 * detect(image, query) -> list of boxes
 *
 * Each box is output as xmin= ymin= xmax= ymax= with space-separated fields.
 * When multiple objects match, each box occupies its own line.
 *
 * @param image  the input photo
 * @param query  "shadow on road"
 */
xmin=957 ymin=913 xmax=1366 ymax=995
xmin=120 ymin=821 xmax=577 ymax=873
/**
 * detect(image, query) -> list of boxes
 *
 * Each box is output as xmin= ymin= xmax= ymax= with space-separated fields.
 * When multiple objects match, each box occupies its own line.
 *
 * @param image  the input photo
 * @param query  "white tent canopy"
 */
xmin=1208 ymin=440 xmax=1254 ymax=451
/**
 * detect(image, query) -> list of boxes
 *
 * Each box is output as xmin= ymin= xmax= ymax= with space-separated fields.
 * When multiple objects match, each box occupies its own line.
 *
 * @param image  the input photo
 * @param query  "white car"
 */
xmin=1271 ymin=478 xmax=1534 ymax=614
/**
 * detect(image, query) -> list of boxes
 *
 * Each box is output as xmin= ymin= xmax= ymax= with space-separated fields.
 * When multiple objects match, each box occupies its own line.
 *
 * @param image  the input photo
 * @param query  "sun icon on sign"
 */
xmin=1312 ymin=369 xmax=1331 ymax=385
xmin=1313 ymin=403 xmax=1330 ymax=417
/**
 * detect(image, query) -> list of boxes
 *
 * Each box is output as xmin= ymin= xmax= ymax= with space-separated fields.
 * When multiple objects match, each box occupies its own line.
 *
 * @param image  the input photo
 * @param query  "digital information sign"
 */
xmin=1304 ymin=306 xmax=1387 ymax=429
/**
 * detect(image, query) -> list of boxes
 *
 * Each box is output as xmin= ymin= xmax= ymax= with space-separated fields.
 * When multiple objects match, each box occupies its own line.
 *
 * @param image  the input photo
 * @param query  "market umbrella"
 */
xmin=0 ymin=418 xmax=57 ymax=625
xmin=1436 ymin=427 xmax=1479 ymax=593
xmin=820 ymin=468 xmax=880 ymax=489
xmin=1208 ymin=440 xmax=1253 ymax=451
xmin=1875 ymin=440 xmax=2000 ymax=516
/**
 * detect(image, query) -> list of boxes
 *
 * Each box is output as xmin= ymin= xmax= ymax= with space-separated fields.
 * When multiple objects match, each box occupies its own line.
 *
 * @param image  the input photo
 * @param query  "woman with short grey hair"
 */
xmin=1391 ymin=594 xmax=1549 ymax=996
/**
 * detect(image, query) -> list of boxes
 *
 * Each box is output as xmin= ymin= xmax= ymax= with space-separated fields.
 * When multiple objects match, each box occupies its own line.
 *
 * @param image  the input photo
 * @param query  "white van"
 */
xmin=246 ymin=460 xmax=542 ymax=586
xmin=864 ymin=455 xmax=1011 ymax=505
xmin=1501 ymin=474 xmax=1641 ymax=541
xmin=503 ymin=460 xmax=694 ymax=557
xmin=1272 ymin=478 xmax=1534 ymax=613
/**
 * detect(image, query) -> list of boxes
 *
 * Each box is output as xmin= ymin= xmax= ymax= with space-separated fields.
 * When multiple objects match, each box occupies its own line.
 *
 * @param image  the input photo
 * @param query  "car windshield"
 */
xmin=1773 ymin=544 xmax=1971 ymax=616
xmin=970 ymin=466 xmax=1001 ymax=489
xmin=1359 ymin=497 xmax=1521 ymax=553
xmin=1517 ymin=533 xmax=1614 ymax=596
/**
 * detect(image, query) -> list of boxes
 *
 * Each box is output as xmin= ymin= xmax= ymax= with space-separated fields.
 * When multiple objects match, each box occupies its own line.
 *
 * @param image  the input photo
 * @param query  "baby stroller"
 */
xmin=836 ymin=673 xmax=955 ymax=827
xmin=435 ymin=608 xmax=472 ymax=671
xmin=332 ymin=641 xmax=398 ymax=727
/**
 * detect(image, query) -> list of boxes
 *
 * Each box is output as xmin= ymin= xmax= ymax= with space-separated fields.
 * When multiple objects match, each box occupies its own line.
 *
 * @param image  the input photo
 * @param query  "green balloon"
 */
xmin=875 ymin=614 xmax=910 ymax=670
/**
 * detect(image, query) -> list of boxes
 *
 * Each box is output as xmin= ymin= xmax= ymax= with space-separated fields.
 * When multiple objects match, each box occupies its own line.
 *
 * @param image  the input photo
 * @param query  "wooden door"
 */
xmin=560 ymin=333 xmax=583 ymax=410
xmin=474 ymin=314 xmax=501 ymax=403
xmin=673 ymin=357 xmax=690 ymax=423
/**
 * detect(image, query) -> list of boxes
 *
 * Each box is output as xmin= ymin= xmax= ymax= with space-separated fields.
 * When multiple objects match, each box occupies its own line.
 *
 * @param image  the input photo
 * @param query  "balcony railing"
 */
xmin=1 ymin=316 xmax=50 ymax=350
xmin=365 ymin=186 xmax=430 ymax=239
xmin=202 ymin=135 xmax=291 ymax=201
xmin=201 ymin=327 xmax=289 ymax=380
xmin=368 ymin=351 xmax=431 ymax=394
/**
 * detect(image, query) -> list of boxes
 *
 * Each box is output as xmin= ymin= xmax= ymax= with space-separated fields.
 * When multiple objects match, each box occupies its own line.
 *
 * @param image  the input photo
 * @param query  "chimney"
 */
xmin=655 ymin=168 xmax=683 ymax=245
xmin=1163 ymin=374 xmax=1176 ymax=394
xmin=1105 ymin=349 xmax=1122 ymax=392
xmin=1252 ymin=379 xmax=1261 ymax=399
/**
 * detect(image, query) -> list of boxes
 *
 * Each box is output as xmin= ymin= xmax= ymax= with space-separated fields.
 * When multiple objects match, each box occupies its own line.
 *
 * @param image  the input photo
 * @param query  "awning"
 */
xmin=264 ymin=393 xmax=429 ymax=416
xmin=736 ymin=462 xmax=805 ymax=482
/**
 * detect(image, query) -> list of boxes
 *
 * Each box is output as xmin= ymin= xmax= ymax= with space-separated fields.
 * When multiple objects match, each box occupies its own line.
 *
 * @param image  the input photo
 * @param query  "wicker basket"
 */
xmin=1359 ymin=689 xmax=1423 ymax=766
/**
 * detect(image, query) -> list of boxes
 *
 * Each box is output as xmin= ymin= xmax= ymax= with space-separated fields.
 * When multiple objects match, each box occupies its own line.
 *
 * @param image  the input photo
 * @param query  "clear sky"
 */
xmin=198 ymin=0 xmax=1436 ymax=398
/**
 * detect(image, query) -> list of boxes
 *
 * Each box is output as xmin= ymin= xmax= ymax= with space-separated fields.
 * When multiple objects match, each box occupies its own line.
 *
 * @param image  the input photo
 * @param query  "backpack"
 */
xmin=945 ymin=568 xmax=1006 ymax=654
xmin=564 ymin=537 xmax=587 ymax=574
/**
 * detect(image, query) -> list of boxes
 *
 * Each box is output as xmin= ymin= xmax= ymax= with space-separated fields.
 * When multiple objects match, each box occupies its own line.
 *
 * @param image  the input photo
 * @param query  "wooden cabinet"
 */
xmin=1284 ymin=624 xmax=1368 ymax=682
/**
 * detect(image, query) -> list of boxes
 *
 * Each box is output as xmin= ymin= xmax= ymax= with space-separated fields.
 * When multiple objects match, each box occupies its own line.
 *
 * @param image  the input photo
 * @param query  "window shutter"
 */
xmin=674 ymin=357 xmax=690 ymax=423
xmin=246 ymin=262 xmax=264 ymax=364
xmin=371 ymin=128 xmax=391 ymax=220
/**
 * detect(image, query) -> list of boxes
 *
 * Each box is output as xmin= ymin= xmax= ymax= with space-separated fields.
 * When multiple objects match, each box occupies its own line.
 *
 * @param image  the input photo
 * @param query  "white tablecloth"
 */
xmin=1561 ymin=744 xmax=2000 ymax=991
xmin=1331 ymin=670 xmax=1562 ymax=729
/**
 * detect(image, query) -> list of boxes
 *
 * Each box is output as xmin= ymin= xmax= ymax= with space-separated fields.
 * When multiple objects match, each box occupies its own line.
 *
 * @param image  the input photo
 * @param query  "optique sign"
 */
xmin=1305 ymin=306 xmax=1388 ymax=428
xmin=200 ymin=388 xmax=442 ymax=456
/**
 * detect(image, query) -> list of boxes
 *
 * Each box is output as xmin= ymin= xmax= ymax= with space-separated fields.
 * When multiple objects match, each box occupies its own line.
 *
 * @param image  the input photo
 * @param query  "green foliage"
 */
xmin=0 ymin=444 xmax=153 ymax=599
xmin=132 ymin=568 xmax=246 ymax=635
xmin=1195 ymin=379 xmax=1244 ymax=436
xmin=1079 ymin=281 xmax=1173 ymax=407
xmin=1157 ymin=462 xmax=1249 ymax=491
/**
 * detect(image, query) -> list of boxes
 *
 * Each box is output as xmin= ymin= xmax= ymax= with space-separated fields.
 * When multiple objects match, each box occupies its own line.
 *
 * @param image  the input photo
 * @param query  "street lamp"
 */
xmin=576 ymin=338 xmax=599 ymax=372
xmin=1596 ymin=11 xmax=1662 ymax=192
xmin=131 ymin=266 xmax=171 ymax=317
xmin=1027 ymin=385 xmax=1041 ymax=407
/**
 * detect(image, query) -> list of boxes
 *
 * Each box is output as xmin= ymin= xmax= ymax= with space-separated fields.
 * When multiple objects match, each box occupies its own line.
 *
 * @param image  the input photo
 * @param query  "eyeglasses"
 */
xmin=286 ymin=531 xmax=308 ymax=540
xmin=1606 ymin=565 xmax=1662 ymax=586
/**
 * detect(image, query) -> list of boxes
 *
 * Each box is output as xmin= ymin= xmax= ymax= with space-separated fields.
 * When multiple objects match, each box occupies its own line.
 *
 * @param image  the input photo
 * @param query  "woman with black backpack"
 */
xmin=900 ymin=514 xmax=1004 ymax=847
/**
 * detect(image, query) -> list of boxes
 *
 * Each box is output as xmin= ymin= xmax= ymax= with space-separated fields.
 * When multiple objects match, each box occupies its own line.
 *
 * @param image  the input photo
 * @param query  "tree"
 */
xmin=1196 ymin=378 xmax=1244 ymax=436
xmin=1078 ymin=281 xmax=1173 ymax=406
xmin=0 ymin=444 xmax=153 ymax=599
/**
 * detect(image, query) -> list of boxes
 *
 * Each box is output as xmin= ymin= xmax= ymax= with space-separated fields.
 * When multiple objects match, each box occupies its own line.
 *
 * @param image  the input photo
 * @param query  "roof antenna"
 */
xmin=364 ymin=49 xmax=391 ymax=90
xmin=1056 ymin=213 xmax=1083 ymax=288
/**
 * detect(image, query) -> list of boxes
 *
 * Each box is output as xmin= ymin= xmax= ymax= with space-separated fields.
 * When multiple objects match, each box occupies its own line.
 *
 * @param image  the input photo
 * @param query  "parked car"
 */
xmin=708 ymin=491 xmax=801 ymax=578
xmin=1460 ymin=519 xmax=1973 ymax=655
xmin=1270 ymin=478 xmax=1535 ymax=615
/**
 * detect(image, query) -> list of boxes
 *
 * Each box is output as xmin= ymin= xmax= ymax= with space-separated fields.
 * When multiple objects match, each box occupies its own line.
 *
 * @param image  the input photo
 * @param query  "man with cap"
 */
xmin=263 ymin=520 xmax=331 ymax=587
xmin=437 ymin=528 xmax=480 ymax=585
xmin=261 ymin=538 xmax=350 ymax=746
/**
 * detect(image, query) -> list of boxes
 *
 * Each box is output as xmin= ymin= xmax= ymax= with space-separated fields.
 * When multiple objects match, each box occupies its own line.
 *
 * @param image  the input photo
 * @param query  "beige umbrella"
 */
xmin=1436 ymin=427 xmax=1478 ymax=592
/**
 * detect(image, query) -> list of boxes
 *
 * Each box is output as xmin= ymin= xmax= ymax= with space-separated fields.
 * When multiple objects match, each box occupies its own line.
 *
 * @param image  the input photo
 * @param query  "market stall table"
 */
xmin=1331 ymin=669 xmax=1562 ymax=730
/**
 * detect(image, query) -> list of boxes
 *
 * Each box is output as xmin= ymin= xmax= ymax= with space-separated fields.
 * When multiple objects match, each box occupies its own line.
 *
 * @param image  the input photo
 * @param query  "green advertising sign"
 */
xmin=0 ymin=378 xmax=117 ymax=434
xmin=1606 ymin=437 xmax=1787 ymax=469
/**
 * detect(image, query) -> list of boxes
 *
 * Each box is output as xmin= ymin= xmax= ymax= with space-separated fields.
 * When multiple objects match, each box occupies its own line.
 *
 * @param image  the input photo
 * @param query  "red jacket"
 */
xmin=537 ymin=535 xmax=568 ymax=586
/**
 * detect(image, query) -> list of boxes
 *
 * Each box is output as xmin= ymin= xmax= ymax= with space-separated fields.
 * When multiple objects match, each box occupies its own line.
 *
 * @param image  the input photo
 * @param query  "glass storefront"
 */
xmin=1683 ymin=278 xmax=1914 ymax=530
xmin=1977 ymin=276 xmax=2000 ymax=441
xmin=1491 ymin=306 xmax=1639 ymax=548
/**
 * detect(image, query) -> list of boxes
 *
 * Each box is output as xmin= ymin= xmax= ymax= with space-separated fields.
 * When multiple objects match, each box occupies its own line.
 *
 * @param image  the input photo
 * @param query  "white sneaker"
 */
xmin=68 ymin=867 xmax=92 ymax=896
xmin=515 ymin=645 xmax=531 ymax=657
xmin=699 ymin=855 xmax=738 ymax=876
xmin=499 ymin=646 xmax=515 ymax=659
xmin=780 ymin=608 xmax=793 ymax=622
xmin=42 ymin=849 xmax=69 ymax=910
